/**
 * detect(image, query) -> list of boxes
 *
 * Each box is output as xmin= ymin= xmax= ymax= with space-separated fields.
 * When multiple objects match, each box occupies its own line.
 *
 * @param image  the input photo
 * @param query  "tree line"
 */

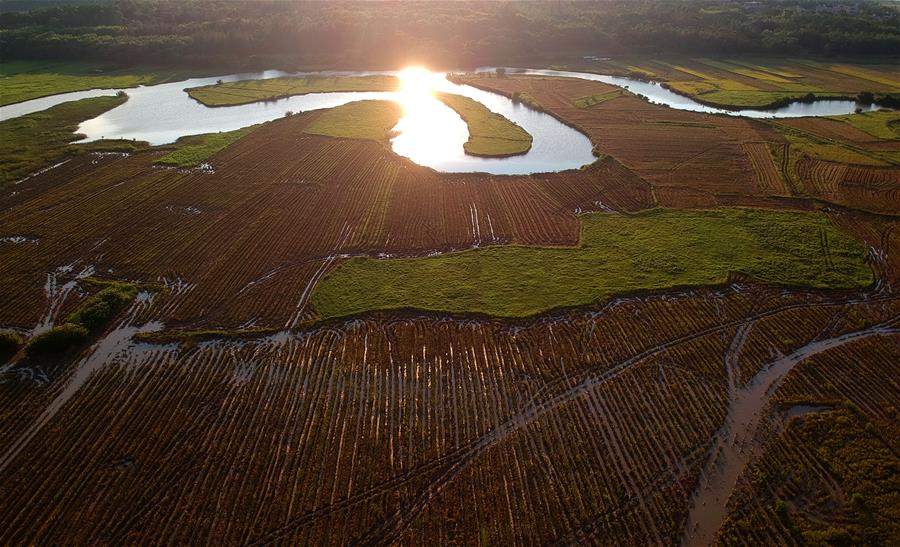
xmin=1 ymin=0 xmax=898 ymax=68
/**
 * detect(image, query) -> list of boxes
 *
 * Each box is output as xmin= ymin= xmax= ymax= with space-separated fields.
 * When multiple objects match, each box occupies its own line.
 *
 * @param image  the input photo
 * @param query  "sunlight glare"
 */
xmin=390 ymin=66 xmax=470 ymax=167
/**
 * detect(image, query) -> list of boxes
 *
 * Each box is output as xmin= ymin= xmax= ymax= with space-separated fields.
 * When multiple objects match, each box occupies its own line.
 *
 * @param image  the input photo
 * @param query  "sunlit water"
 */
xmin=0 ymin=66 xmax=883 ymax=175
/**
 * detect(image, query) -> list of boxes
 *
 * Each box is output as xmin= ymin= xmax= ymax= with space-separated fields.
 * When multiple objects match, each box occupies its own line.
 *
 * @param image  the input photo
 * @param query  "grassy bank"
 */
xmin=0 ymin=61 xmax=188 ymax=106
xmin=155 ymin=124 xmax=261 ymax=168
xmin=0 ymin=94 xmax=129 ymax=186
xmin=187 ymin=75 xmax=398 ymax=107
xmin=435 ymin=91 xmax=532 ymax=157
xmin=304 ymin=100 xmax=401 ymax=141
xmin=311 ymin=208 xmax=872 ymax=319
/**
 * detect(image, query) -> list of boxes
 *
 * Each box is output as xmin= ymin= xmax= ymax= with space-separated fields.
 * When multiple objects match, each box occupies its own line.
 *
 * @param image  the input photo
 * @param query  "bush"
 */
xmin=0 ymin=330 xmax=24 ymax=356
xmin=64 ymin=285 xmax=138 ymax=334
xmin=25 ymin=324 xmax=89 ymax=357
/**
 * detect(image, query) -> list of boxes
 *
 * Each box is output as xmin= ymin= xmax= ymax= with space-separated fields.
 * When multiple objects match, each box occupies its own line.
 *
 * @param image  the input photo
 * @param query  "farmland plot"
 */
xmin=1 ymin=284 xmax=897 ymax=544
xmin=0 ymin=108 xmax=652 ymax=329
xmin=1 ymin=69 xmax=899 ymax=546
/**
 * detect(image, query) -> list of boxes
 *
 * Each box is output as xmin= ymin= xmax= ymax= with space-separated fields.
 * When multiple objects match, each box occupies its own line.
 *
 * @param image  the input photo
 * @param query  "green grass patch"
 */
xmin=311 ymin=208 xmax=872 ymax=319
xmin=777 ymin=125 xmax=896 ymax=169
xmin=0 ymin=94 xmax=128 ymax=187
xmin=24 ymin=324 xmax=90 ymax=358
xmin=828 ymin=111 xmax=900 ymax=141
xmin=25 ymin=282 xmax=138 ymax=358
xmin=509 ymin=91 xmax=544 ymax=111
xmin=0 ymin=61 xmax=188 ymax=106
xmin=304 ymin=100 xmax=401 ymax=141
xmin=155 ymin=124 xmax=261 ymax=168
xmin=435 ymin=92 xmax=532 ymax=157
xmin=187 ymin=75 xmax=399 ymax=107
xmin=574 ymin=90 xmax=623 ymax=108
xmin=134 ymin=327 xmax=281 ymax=345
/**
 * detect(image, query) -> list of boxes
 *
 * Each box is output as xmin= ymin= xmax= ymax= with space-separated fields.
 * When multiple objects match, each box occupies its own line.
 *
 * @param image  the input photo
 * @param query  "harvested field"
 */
xmin=578 ymin=58 xmax=900 ymax=109
xmin=2 ymin=66 xmax=899 ymax=546
xmin=1 ymin=284 xmax=897 ymax=544
xmin=453 ymin=74 xmax=790 ymax=206
xmin=716 ymin=335 xmax=900 ymax=545
xmin=0 ymin=108 xmax=653 ymax=329
xmin=796 ymin=157 xmax=900 ymax=213
xmin=780 ymin=115 xmax=900 ymax=148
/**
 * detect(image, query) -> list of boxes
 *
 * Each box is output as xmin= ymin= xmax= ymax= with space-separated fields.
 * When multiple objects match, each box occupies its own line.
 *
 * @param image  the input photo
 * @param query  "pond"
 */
xmin=0 ymin=66 xmax=882 ymax=175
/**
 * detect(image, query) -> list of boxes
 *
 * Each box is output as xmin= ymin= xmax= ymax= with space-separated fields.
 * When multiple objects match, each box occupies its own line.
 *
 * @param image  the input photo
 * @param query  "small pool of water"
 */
xmin=0 ymin=66 xmax=884 ymax=175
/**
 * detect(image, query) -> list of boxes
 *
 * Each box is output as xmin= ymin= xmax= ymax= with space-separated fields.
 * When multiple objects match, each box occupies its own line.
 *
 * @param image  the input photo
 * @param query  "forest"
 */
xmin=2 ymin=0 xmax=899 ymax=68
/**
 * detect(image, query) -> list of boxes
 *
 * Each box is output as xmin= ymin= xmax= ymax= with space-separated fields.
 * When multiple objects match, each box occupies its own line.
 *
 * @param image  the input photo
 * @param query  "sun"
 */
xmin=398 ymin=66 xmax=434 ymax=96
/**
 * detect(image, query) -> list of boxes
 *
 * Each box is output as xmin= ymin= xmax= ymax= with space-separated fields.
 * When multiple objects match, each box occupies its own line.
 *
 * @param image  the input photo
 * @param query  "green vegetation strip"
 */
xmin=155 ymin=124 xmax=261 ymax=168
xmin=304 ymin=100 xmax=401 ymax=141
xmin=187 ymin=75 xmax=399 ymax=107
xmin=435 ymin=92 xmax=532 ymax=157
xmin=25 ymin=282 xmax=138 ymax=358
xmin=312 ymin=208 xmax=872 ymax=319
xmin=574 ymin=90 xmax=623 ymax=108
xmin=1 ymin=61 xmax=187 ymax=106
xmin=0 ymin=94 xmax=129 ymax=186
xmin=829 ymin=111 xmax=900 ymax=141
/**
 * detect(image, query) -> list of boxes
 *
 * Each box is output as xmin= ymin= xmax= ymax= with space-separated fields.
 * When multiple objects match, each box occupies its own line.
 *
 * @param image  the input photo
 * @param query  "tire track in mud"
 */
xmin=681 ymin=315 xmax=900 ymax=547
xmin=248 ymin=292 xmax=898 ymax=546
xmin=0 ymin=312 xmax=162 ymax=474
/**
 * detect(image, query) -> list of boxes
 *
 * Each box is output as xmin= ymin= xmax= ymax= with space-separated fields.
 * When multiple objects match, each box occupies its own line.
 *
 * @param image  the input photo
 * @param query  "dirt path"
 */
xmin=681 ymin=316 xmax=900 ymax=546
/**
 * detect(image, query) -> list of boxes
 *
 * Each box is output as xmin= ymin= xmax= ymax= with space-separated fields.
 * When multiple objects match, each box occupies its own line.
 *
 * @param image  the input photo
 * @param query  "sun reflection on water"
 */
xmin=390 ymin=67 xmax=470 ymax=167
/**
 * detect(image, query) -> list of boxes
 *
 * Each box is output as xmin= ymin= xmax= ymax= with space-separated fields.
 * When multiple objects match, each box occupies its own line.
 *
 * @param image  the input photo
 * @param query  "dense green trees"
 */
xmin=1 ymin=1 xmax=898 ymax=68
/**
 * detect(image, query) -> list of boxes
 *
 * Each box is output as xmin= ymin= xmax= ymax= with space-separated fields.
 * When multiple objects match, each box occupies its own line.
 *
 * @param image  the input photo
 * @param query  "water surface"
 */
xmin=0 ymin=66 xmax=883 ymax=175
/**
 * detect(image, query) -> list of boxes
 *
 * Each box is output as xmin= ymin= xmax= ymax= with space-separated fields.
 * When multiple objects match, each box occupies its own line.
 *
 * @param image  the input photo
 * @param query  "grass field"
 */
xmin=187 ymin=75 xmax=399 ymax=106
xmin=303 ymin=100 xmax=401 ymax=141
xmin=574 ymin=89 xmax=623 ymax=108
xmin=155 ymin=125 xmax=262 ymax=168
xmin=311 ymin=208 xmax=872 ymax=318
xmin=575 ymin=58 xmax=900 ymax=109
xmin=0 ymin=94 xmax=129 ymax=186
xmin=435 ymin=92 xmax=532 ymax=157
xmin=828 ymin=110 xmax=900 ymax=141
xmin=0 ymin=61 xmax=188 ymax=106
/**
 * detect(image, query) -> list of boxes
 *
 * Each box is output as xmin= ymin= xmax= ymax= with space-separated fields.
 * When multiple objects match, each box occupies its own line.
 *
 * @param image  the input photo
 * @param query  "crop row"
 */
xmin=2 ymin=285 xmax=896 ymax=543
xmin=0 ymin=111 xmax=655 ymax=329
xmin=796 ymin=157 xmax=900 ymax=213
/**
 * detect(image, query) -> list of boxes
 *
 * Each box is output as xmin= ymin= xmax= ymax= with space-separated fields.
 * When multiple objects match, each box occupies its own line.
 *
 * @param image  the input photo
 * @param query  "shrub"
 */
xmin=25 ymin=324 xmax=89 ymax=357
xmin=0 ymin=330 xmax=24 ymax=357
xmin=856 ymin=91 xmax=874 ymax=104
xmin=64 ymin=285 xmax=138 ymax=334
